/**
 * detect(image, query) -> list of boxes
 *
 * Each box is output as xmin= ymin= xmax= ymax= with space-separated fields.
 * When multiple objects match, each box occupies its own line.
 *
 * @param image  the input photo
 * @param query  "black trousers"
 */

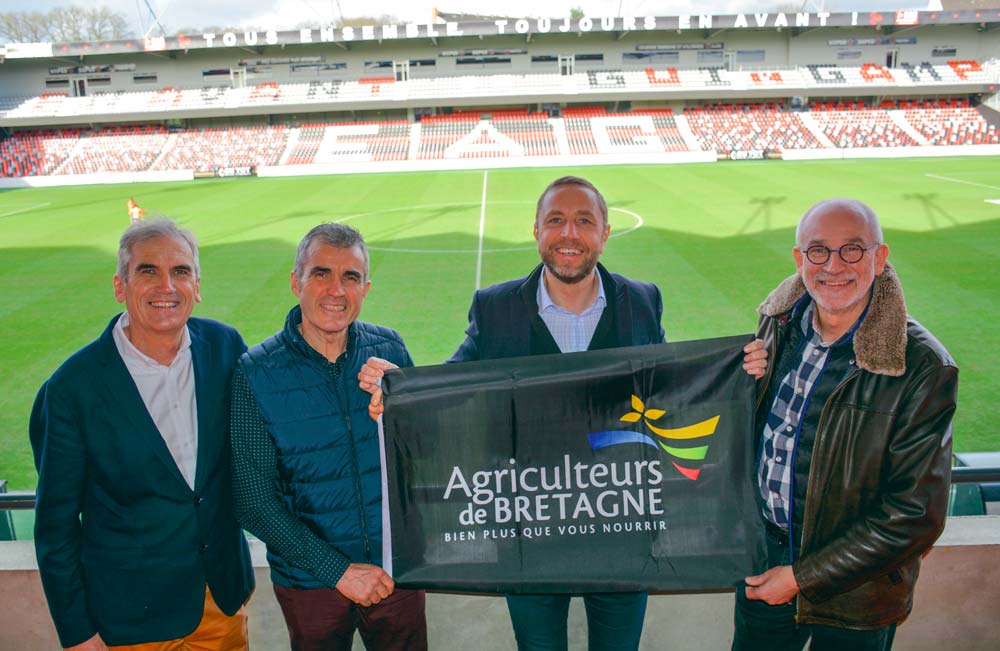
xmin=731 ymin=525 xmax=896 ymax=651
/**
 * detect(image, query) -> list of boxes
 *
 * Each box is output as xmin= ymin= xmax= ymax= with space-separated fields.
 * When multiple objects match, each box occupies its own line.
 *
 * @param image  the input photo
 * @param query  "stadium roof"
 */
xmin=2 ymin=9 xmax=999 ymax=61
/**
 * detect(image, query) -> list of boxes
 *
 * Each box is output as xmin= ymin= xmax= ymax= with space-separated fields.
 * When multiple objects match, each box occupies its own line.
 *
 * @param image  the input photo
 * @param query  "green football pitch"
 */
xmin=1 ymin=157 xmax=998 ymax=490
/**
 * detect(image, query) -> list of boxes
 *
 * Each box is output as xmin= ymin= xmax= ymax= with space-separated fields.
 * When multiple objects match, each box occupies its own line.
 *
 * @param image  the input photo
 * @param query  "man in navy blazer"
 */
xmin=362 ymin=176 xmax=767 ymax=650
xmin=30 ymin=220 xmax=254 ymax=650
xmin=445 ymin=256 xmax=665 ymax=361
xmin=445 ymin=176 xmax=662 ymax=650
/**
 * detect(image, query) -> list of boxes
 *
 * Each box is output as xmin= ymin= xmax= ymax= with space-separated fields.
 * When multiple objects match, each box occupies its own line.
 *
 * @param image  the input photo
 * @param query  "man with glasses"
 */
xmin=732 ymin=198 xmax=958 ymax=650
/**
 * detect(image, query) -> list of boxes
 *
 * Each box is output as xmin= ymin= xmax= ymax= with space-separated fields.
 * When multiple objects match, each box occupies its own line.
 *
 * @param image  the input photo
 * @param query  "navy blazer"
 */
xmin=449 ymin=263 xmax=665 ymax=362
xmin=30 ymin=315 xmax=254 ymax=647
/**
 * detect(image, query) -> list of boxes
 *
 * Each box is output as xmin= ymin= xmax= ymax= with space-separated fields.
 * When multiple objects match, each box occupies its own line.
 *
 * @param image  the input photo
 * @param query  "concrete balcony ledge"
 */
xmin=2 ymin=516 xmax=998 ymax=650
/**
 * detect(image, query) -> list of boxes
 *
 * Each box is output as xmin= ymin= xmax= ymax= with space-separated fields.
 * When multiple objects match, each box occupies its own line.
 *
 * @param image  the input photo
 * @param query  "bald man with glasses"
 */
xmin=732 ymin=198 xmax=958 ymax=651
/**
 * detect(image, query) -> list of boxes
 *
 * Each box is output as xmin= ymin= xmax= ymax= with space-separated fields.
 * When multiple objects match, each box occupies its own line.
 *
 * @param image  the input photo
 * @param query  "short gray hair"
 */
xmin=293 ymin=223 xmax=369 ymax=280
xmin=796 ymin=198 xmax=884 ymax=247
xmin=117 ymin=219 xmax=200 ymax=279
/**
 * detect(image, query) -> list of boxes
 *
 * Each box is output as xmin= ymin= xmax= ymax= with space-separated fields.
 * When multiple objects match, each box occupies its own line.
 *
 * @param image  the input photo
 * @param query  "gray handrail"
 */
xmin=2 ymin=467 xmax=999 ymax=510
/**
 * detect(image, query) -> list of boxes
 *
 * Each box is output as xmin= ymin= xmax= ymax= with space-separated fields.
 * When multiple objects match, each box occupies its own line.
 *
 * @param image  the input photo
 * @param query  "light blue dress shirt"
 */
xmin=536 ymin=268 xmax=607 ymax=353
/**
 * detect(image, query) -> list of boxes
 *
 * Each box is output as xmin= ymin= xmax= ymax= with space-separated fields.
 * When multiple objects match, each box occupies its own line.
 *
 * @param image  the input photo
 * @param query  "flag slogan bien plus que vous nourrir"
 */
xmin=378 ymin=335 xmax=765 ymax=593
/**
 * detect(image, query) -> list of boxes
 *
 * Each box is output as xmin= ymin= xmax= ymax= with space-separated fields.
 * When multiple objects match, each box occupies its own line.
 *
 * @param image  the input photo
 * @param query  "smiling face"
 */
xmin=534 ymin=184 xmax=611 ymax=284
xmin=113 ymin=234 xmax=201 ymax=344
xmin=793 ymin=204 xmax=888 ymax=326
xmin=291 ymin=242 xmax=370 ymax=353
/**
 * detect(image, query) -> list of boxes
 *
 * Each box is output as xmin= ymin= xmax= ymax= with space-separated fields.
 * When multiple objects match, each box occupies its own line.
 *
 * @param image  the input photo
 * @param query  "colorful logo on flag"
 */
xmin=588 ymin=395 xmax=719 ymax=481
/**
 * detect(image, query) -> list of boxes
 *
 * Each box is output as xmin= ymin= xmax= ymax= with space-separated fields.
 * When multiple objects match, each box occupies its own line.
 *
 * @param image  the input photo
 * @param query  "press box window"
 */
xmin=457 ymin=56 xmax=511 ymax=65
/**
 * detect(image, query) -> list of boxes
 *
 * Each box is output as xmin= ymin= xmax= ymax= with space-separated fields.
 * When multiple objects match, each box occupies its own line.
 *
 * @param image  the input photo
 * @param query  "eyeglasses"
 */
xmin=803 ymin=243 xmax=880 ymax=265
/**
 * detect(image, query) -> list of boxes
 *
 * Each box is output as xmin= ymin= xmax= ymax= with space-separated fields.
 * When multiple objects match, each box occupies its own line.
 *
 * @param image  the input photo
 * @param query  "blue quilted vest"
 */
xmin=240 ymin=306 xmax=413 ymax=589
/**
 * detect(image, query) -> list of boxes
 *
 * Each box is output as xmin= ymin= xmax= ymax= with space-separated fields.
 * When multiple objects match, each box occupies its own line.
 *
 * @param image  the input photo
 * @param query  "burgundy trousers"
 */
xmin=273 ymin=583 xmax=427 ymax=651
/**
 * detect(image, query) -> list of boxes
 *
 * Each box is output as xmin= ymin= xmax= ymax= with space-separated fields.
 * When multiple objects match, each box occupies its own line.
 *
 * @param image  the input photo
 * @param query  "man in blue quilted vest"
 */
xmin=230 ymin=222 xmax=426 ymax=651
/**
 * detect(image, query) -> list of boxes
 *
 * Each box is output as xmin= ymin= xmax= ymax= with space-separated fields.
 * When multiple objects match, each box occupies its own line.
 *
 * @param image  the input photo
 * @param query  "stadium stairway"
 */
xmin=670 ymin=114 xmax=702 ymax=152
xmin=49 ymin=137 xmax=87 ymax=176
xmin=889 ymin=110 xmax=931 ymax=146
xmin=407 ymin=123 xmax=422 ymax=161
xmin=978 ymin=103 xmax=1000 ymax=129
xmin=278 ymin=127 xmax=301 ymax=165
xmin=799 ymin=113 xmax=836 ymax=148
xmin=809 ymin=108 xmax=920 ymax=148
xmin=150 ymin=133 xmax=180 ymax=170
xmin=984 ymin=94 xmax=1000 ymax=113
xmin=549 ymin=118 xmax=571 ymax=157
xmin=284 ymin=124 xmax=326 ymax=165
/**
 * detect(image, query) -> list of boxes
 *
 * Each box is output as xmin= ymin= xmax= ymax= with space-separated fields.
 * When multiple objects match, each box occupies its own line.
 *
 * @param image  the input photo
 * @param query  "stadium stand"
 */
xmin=808 ymin=103 xmax=922 ymax=148
xmin=562 ymin=107 xmax=604 ymax=155
xmin=1 ymin=62 xmax=991 ymax=122
xmin=283 ymin=124 xmax=327 ymax=165
xmin=684 ymin=103 xmax=822 ymax=153
xmin=491 ymin=112 xmax=560 ymax=157
xmin=563 ymin=107 xmax=690 ymax=155
xmin=0 ymin=128 xmax=81 ymax=176
xmin=416 ymin=113 xmax=489 ymax=159
xmin=292 ymin=120 xmax=411 ymax=164
xmin=5 ymin=97 xmax=1000 ymax=176
xmin=58 ymin=125 xmax=169 ymax=175
xmin=0 ymin=1 xmax=997 ymax=183
xmin=151 ymin=125 xmax=289 ymax=172
xmin=899 ymin=99 xmax=1000 ymax=146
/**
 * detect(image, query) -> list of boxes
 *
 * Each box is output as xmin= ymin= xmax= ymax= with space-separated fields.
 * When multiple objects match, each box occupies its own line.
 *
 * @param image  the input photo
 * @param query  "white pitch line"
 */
xmin=925 ymin=174 xmax=1000 ymax=192
xmin=475 ymin=170 xmax=488 ymax=290
xmin=0 ymin=202 xmax=51 ymax=218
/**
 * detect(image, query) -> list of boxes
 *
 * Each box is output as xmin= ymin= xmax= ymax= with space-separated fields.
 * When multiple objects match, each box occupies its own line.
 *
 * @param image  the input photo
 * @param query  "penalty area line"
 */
xmin=0 ymin=202 xmax=51 ymax=218
xmin=475 ymin=170 xmax=488 ymax=290
xmin=924 ymin=174 xmax=1000 ymax=192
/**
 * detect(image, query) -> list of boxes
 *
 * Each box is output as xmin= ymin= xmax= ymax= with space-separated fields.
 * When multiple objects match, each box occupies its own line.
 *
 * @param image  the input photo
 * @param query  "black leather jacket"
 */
xmin=755 ymin=264 xmax=958 ymax=629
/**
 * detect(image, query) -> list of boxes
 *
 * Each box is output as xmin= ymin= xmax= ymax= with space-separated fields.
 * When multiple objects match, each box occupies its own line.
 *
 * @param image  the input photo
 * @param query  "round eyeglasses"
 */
xmin=804 ymin=243 xmax=880 ymax=265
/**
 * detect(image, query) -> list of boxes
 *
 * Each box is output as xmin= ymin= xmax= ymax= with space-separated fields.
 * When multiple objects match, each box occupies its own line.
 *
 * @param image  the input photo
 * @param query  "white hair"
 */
xmin=117 ymin=219 xmax=199 ymax=279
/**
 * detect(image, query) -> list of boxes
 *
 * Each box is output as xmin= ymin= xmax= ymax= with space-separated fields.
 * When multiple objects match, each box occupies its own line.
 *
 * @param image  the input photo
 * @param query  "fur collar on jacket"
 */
xmin=757 ymin=263 xmax=908 ymax=377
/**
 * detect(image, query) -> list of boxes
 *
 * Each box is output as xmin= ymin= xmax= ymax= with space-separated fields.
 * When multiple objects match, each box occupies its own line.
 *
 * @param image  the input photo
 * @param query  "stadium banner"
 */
xmin=26 ymin=11 xmax=993 ymax=59
xmin=719 ymin=150 xmax=783 ymax=161
xmin=724 ymin=150 xmax=766 ymax=161
xmin=379 ymin=335 xmax=764 ymax=593
xmin=216 ymin=166 xmax=256 ymax=178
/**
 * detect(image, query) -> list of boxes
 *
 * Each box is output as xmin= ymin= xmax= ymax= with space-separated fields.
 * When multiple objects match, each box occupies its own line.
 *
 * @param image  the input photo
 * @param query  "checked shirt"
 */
xmin=758 ymin=302 xmax=834 ymax=530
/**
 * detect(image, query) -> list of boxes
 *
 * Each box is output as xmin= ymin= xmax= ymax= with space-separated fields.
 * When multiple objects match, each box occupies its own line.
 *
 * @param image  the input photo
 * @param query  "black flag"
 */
xmin=380 ymin=335 xmax=764 ymax=593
